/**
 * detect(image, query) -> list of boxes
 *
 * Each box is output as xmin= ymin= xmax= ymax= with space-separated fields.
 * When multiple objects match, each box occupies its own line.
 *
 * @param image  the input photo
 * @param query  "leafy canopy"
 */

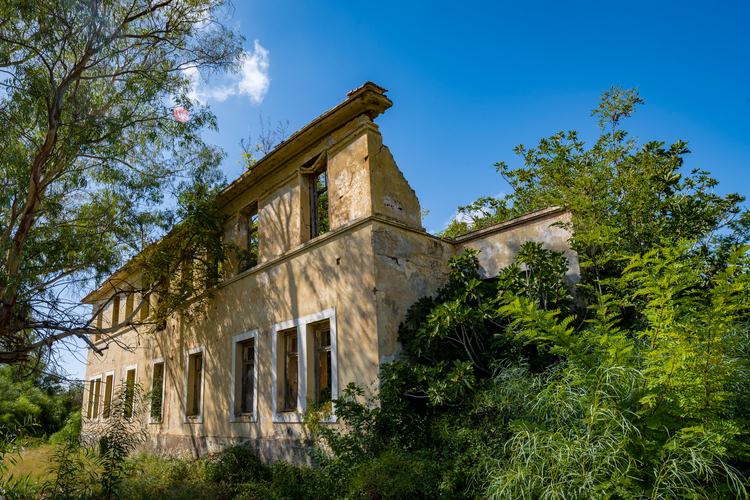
xmin=0 ymin=0 xmax=245 ymax=364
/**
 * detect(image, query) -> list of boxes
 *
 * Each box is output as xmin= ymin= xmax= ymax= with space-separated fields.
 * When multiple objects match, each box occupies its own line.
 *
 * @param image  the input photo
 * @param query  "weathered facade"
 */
xmin=81 ymin=82 xmax=578 ymax=461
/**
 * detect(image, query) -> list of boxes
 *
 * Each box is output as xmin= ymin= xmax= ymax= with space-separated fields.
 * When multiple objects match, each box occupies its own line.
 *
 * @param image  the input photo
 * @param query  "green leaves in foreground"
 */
xmin=311 ymin=86 xmax=750 ymax=499
xmin=489 ymin=244 xmax=750 ymax=499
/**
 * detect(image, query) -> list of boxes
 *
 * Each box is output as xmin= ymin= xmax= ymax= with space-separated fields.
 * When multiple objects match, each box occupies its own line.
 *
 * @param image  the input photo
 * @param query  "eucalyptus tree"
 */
xmin=0 ymin=0 xmax=244 ymax=365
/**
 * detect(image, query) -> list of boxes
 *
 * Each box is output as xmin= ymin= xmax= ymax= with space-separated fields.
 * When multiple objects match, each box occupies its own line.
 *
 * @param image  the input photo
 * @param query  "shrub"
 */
xmin=207 ymin=444 xmax=269 ymax=485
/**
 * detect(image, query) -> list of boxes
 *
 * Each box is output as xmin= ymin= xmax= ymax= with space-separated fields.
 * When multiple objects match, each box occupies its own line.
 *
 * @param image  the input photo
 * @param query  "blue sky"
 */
xmin=59 ymin=0 xmax=750 ymax=379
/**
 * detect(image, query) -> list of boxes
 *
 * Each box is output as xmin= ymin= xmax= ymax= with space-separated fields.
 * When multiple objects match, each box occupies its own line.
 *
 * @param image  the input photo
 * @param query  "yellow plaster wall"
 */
xmin=455 ymin=209 xmax=580 ymax=285
xmin=368 ymin=130 xmax=422 ymax=228
xmin=84 ymin=223 xmax=380 ymax=458
xmin=371 ymin=222 xmax=453 ymax=363
xmin=327 ymin=133 xmax=373 ymax=230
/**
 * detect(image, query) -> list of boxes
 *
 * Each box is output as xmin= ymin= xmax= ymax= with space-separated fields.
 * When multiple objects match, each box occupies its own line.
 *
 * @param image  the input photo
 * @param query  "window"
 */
xmin=86 ymin=375 xmax=102 ymax=420
xmin=231 ymin=330 xmax=258 ymax=422
xmin=272 ymin=308 xmax=338 ymax=423
xmin=240 ymin=204 xmax=259 ymax=272
xmin=184 ymin=347 xmax=205 ymax=422
xmin=94 ymin=307 xmax=103 ymax=342
xmin=111 ymin=294 xmax=120 ymax=327
xmin=140 ymin=294 xmax=150 ymax=321
xmin=123 ymin=365 xmax=137 ymax=419
xmin=313 ymin=321 xmax=332 ymax=404
xmin=284 ymin=331 xmax=299 ymax=412
xmin=125 ymin=289 xmax=134 ymax=321
xmin=301 ymin=152 xmax=330 ymax=240
xmin=102 ymin=371 xmax=114 ymax=419
xmin=310 ymin=170 xmax=329 ymax=238
xmin=150 ymin=358 xmax=165 ymax=423
xmin=140 ymin=278 xmax=151 ymax=322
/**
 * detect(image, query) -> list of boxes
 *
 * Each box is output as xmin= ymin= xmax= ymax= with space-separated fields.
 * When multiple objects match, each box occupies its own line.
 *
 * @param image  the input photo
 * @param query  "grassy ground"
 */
xmin=3 ymin=441 xmax=341 ymax=500
xmin=3 ymin=440 xmax=54 ymax=484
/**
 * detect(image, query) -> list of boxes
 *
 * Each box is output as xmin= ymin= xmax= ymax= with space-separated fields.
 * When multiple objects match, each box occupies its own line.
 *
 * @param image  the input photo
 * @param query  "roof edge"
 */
xmin=449 ymin=206 xmax=569 ymax=244
xmin=215 ymin=81 xmax=392 ymax=210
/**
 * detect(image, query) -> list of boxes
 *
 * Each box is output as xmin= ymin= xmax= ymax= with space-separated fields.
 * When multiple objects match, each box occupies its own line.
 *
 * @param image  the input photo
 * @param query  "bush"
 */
xmin=49 ymin=412 xmax=82 ymax=445
xmin=207 ymin=444 xmax=268 ymax=485
xmin=346 ymin=448 xmax=448 ymax=500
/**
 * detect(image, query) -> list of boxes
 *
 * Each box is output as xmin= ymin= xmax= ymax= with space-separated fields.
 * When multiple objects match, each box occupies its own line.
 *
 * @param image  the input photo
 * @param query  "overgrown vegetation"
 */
xmin=304 ymin=86 xmax=750 ymax=498
xmin=0 ymin=363 xmax=82 ymax=437
xmin=4 ymin=86 xmax=749 ymax=498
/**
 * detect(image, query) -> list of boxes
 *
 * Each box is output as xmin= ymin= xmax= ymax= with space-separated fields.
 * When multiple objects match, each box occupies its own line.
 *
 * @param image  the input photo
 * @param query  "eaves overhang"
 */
xmin=215 ymin=81 xmax=392 ymax=211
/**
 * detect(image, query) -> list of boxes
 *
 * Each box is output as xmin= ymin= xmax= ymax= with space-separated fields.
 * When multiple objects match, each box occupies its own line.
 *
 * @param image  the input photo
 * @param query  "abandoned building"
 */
xmin=81 ymin=82 xmax=579 ymax=460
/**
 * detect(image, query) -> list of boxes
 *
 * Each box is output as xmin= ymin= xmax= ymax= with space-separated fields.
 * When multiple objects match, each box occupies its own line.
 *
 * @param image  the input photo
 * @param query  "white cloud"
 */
xmin=187 ymin=40 xmax=270 ymax=105
xmin=442 ymin=209 xmax=479 ymax=230
xmin=440 ymin=192 xmax=507 ymax=231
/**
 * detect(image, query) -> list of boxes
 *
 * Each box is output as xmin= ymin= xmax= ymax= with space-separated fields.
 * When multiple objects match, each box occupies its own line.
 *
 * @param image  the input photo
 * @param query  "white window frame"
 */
xmin=86 ymin=374 xmax=103 ymax=421
xmin=101 ymin=370 xmax=115 ymax=421
xmin=183 ymin=346 xmax=206 ymax=423
xmin=149 ymin=357 xmax=166 ymax=424
xmin=271 ymin=307 xmax=338 ymax=423
xmin=230 ymin=329 xmax=259 ymax=423
xmin=123 ymin=364 xmax=138 ymax=384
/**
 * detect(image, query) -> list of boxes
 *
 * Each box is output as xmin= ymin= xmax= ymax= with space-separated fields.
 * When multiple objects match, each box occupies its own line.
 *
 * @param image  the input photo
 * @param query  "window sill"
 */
xmin=231 ymin=414 xmax=256 ymax=423
xmin=272 ymin=411 xmax=303 ymax=423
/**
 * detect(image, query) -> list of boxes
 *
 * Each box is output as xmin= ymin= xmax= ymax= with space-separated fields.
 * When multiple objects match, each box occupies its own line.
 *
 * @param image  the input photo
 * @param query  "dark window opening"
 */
xmin=151 ymin=362 xmax=164 ymax=422
xmin=240 ymin=205 xmax=259 ymax=272
xmin=314 ymin=322 xmax=332 ymax=404
xmin=311 ymin=170 xmax=329 ymax=238
xmin=111 ymin=295 xmax=120 ymax=327
xmin=187 ymin=352 xmax=203 ymax=417
xmin=124 ymin=368 xmax=136 ymax=419
xmin=92 ymin=378 xmax=101 ymax=419
xmin=239 ymin=340 xmax=255 ymax=415
xmin=86 ymin=379 xmax=96 ymax=419
xmin=283 ymin=331 xmax=298 ymax=412
xmin=103 ymin=374 xmax=114 ymax=419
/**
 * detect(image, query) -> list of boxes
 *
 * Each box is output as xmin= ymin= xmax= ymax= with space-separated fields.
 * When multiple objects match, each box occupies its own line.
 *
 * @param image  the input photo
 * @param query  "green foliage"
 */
xmin=149 ymin=377 xmax=164 ymax=423
xmin=207 ymin=444 xmax=268 ymax=486
xmin=0 ymin=0 xmax=243 ymax=363
xmin=302 ymin=86 xmax=750 ymax=499
xmin=0 ymin=364 xmax=82 ymax=436
xmin=438 ymin=197 xmax=513 ymax=238
xmin=0 ymin=418 xmax=40 ymax=500
xmin=48 ymin=412 xmax=82 ymax=445
xmin=93 ymin=383 xmax=149 ymax=500
xmin=43 ymin=382 xmax=149 ymax=499
xmin=345 ymin=448 xmax=446 ymax=500
xmin=44 ymin=425 xmax=98 ymax=500
xmin=486 ymin=243 xmax=750 ymax=498
xmin=383 ymin=243 xmax=570 ymax=410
